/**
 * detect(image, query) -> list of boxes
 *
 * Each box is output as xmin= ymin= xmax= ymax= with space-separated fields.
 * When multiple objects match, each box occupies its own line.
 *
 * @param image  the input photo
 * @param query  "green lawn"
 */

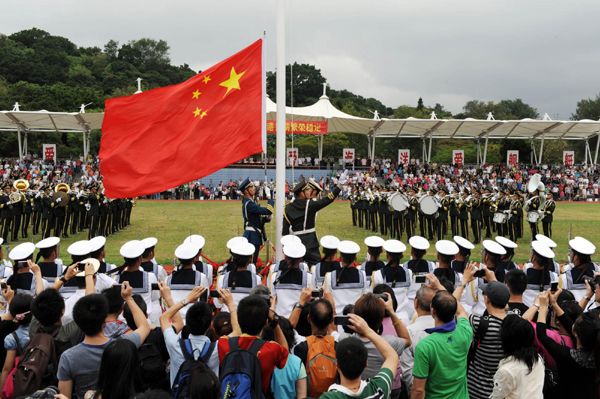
xmin=15 ymin=201 xmax=600 ymax=267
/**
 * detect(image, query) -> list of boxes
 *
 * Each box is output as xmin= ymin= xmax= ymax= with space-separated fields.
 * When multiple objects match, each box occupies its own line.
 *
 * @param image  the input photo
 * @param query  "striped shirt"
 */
xmin=467 ymin=314 xmax=505 ymax=399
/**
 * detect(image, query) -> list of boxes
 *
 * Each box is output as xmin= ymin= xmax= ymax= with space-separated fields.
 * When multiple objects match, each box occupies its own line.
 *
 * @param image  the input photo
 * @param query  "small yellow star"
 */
xmin=193 ymin=107 xmax=202 ymax=117
xmin=219 ymin=67 xmax=246 ymax=98
xmin=200 ymin=111 xmax=208 ymax=119
xmin=203 ymin=76 xmax=211 ymax=84
xmin=192 ymin=90 xmax=201 ymax=99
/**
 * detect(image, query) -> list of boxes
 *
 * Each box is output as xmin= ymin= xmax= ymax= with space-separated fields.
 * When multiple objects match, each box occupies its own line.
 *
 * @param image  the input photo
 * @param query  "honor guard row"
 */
xmin=349 ymin=173 xmax=555 ymax=244
xmin=0 ymin=179 xmax=135 ymax=244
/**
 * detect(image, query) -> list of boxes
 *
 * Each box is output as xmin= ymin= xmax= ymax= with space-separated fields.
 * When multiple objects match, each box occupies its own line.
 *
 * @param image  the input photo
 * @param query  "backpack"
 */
xmin=467 ymin=315 xmax=489 ymax=368
xmin=220 ymin=337 xmax=265 ymax=399
xmin=172 ymin=339 xmax=216 ymax=399
xmin=1 ymin=332 xmax=24 ymax=399
xmin=305 ymin=335 xmax=337 ymax=398
xmin=13 ymin=326 xmax=59 ymax=398
xmin=139 ymin=339 xmax=168 ymax=391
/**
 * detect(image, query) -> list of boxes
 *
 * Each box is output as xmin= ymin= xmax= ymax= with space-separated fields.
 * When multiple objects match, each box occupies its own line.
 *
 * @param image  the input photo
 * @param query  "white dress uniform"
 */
xmin=402 ymin=258 xmax=435 ymax=317
xmin=215 ymin=270 xmax=261 ymax=312
xmin=372 ymin=266 xmax=412 ymax=324
xmin=194 ymin=260 xmax=214 ymax=286
xmin=217 ymin=262 xmax=256 ymax=276
xmin=311 ymin=260 xmax=342 ymax=288
xmin=520 ymin=241 xmax=559 ymax=306
xmin=523 ymin=260 xmax=561 ymax=275
xmin=361 ymin=236 xmax=386 ymax=286
xmin=35 ymin=237 xmax=64 ymax=284
xmin=269 ymin=241 xmax=312 ymax=318
xmin=558 ymin=237 xmax=598 ymax=302
xmin=140 ymin=261 xmax=168 ymax=283
xmin=0 ymin=261 xmax=14 ymax=313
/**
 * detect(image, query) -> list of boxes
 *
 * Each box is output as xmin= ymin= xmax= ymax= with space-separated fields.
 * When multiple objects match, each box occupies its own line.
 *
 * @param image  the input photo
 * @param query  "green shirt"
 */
xmin=320 ymin=368 xmax=393 ymax=399
xmin=412 ymin=317 xmax=472 ymax=399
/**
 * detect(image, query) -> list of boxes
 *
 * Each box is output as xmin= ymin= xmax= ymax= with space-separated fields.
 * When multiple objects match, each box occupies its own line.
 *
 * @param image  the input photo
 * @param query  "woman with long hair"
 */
xmin=0 ymin=293 xmax=33 ymax=393
xmin=490 ymin=314 xmax=544 ymax=398
xmin=87 ymin=339 xmax=142 ymax=399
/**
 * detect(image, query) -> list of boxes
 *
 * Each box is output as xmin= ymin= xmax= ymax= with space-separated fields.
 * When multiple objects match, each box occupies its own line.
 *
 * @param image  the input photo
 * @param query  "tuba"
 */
xmin=11 ymin=179 xmax=29 ymax=208
xmin=52 ymin=183 xmax=70 ymax=207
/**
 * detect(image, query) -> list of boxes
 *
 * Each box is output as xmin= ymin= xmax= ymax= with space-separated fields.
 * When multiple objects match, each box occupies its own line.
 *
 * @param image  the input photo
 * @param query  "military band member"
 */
xmin=53 ymin=189 xmax=68 ymax=239
xmin=357 ymin=188 xmax=366 ymax=228
xmin=35 ymin=236 xmax=64 ymax=283
xmin=542 ymin=191 xmax=555 ymax=238
xmin=526 ymin=188 xmax=542 ymax=239
xmin=436 ymin=187 xmax=450 ymax=241
xmin=559 ymin=237 xmax=600 ymax=301
xmin=240 ymin=177 xmax=274 ymax=264
xmin=458 ymin=189 xmax=470 ymax=240
xmin=282 ymin=177 xmax=341 ymax=266
xmin=481 ymin=187 xmax=493 ymax=238
xmin=495 ymin=190 xmax=508 ymax=237
xmin=507 ymin=191 xmax=522 ymax=243
xmin=87 ymin=184 xmax=101 ymax=239
xmin=378 ymin=190 xmax=387 ymax=235
xmin=452 ymin=236 xmax=474 ymax=273
xmin=359 ymin=236 xmax=386 ymax=286
xmin=391 ymin=189 xmax=404 ymax=240
xmin=310 ymin=235 xmax=341 ymax=288
xmin=0 ymin=183 xmax=12 ymax=243
xmin=350 ymin=190 xmax=358 ymax=226
xmin=522 ymin=240 xmax=559 ymax=307
xmin=423 ymin=188 xmax=436 ymax=240
xmin=449 ymin=190 xmax=459 ymax=237
xmin=369 ymin=190 xmax=379 ymax=233
xmin=10 ymin=184 xmax=23 ymax=242
xmin=32 ymin=186 xmax=42 ymax=235
xmin=41 ymin=186 xmax=59 ymax=239
xmin=404 ymin=187 xmax=418 ymax=239
xmin=470 ymin=188 xmax=483 ymax=244
xmin=20 ymin=190 xmax=32 ymax=239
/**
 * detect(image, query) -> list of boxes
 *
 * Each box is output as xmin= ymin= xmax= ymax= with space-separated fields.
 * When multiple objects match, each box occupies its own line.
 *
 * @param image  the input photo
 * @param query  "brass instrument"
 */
xmin=52 ymin=183 xmax=70 ymax=207
xmin=13 ymin=179 xmax=29 ymax=191
xmin=132 ymin=197 xmax=138 ymax=207
xmin=12 ymin=179 xmax=29 ymax=210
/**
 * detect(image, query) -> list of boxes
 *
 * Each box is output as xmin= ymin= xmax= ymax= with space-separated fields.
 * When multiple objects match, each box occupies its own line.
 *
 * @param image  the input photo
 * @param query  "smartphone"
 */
xmin=413 ymin=275 xmax=427 ymax=284
xmin=474 ymin=269 xmax=486 ymax=278
xmin=373 ymin=293 xmax=387 ymax=300
xmin=334 ymin=315 xmax=351 ymax=326
xmin=16 ymin=261 xmax=28 ymax=269
xmin=151 ymin=283 xmax=160 ymax=290
xmin=550 ymin=282 xmax=558 ymax=293
xmin=209 ymin=290 xmax=221 ymax=298
xmin=0 ymin=282 xmax=6 ymax=290
xmin=112 ymin=284 xmax=122 ymax=293
xmin=583 ymin=275 xmax=596 ymax=291
xmin=312 ymin=289 xmax=323 ymax=298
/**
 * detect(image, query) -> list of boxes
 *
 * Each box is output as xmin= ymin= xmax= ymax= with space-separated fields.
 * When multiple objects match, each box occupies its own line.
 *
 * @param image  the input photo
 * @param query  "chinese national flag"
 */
xmin=100 ymin=39 xmax=265 ymax=198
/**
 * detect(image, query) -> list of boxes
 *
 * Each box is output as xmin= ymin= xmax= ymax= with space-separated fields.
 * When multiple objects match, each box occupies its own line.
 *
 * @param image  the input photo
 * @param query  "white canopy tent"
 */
xmin=0 ymin=103 xmax=104 ymax=160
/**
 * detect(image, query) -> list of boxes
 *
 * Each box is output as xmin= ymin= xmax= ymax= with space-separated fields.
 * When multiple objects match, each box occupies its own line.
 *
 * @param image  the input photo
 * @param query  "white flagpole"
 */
xmin=275 ymin=0 xmax=286 ymax=261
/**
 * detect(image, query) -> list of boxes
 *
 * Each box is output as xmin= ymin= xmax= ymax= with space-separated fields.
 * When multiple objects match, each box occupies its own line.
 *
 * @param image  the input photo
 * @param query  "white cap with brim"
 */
xmin=338 ymin=240 xmax=360 ymax=255
xmin=9 ymin=242 xmax=35 ymax=261
xmin=89 ymin=236 xmax=107 ymax=252
xmin=185 ymin=235 xmax=206 ymax=251
xmin=175 ymin=243 xmax=199 ymax=260
xmin=320 ymin=235 xmax=340 ymax=250
xmin=482 ymin=240 xmax=507 ymax=256
xmin=531 ymin=241 xmax=556 ymax=259
xmin=535 ymin=234 xmax=557 ymax=248
xmin=226 ymin=237 xmax=248 ymax=250
xmin=569 ymin=237 xmax=595 ymax=256
xmin=232 ymin=242 xmax=256 ymax=257
xmin=283 ymin=242 xmax=307 ymax=258
xmin=35 ymin=237 xmax=60 ymax=249
xmin=68 ymin=240 xmax=93 ymax=257
xmin=435 ymin=240 xmax=459 ymax=256
xmin=364 ymin=236 xmax=385 ymax=248
xmin=75 ymin=258 xmax=100 ymax=277
xmin=409 ymin=236 xmax=430 ymax=251
xmin=281 ymin=235 xmax=301 ymax=246
xmin=0 ymin=238 xmax=3 ymax=246
xmin=454 ymin=236 xmax=475 ymax=250
xmin=141 ymin=237 xmax=158 ymax=249
xmin=495 ymin=236 xmax=518 ymax=249
xmin=384 ymin=240 xmax=407 ymax=254
xmin=120 ymin=240 xmax=145 ymax=258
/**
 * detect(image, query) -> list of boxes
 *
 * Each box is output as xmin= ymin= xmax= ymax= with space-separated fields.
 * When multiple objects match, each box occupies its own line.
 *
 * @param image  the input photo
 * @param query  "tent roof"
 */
xmin=0 ymin=110 xmax=103 ymax=133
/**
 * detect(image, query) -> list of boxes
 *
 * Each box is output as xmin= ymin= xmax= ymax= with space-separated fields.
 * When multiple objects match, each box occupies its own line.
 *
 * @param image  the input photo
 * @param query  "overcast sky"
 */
xmin=4 ymin=0 xmax=600 ymax=118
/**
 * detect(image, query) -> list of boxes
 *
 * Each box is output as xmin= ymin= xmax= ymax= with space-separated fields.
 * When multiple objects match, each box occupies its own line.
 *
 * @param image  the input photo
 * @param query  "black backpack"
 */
xmin=467 ymin=315 xmax=489 ymax=368
xmin=139 ymin=338 xmax=168 ymax=391
xmin=172 ymin=339 xmax=216 ymax=399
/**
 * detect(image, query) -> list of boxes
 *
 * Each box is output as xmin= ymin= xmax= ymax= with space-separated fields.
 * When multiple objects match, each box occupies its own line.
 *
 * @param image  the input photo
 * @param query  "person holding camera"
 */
xmin=6 ymin=243 xmax=52 ymax=297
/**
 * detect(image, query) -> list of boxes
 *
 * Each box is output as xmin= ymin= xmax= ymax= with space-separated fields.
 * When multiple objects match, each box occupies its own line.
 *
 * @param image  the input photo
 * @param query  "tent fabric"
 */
xmin=0 ymin=110 xmax=103 ymax=132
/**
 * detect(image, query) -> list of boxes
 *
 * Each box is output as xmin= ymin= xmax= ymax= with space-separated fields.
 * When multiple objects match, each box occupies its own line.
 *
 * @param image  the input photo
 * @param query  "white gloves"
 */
xmin=35 ymin=193 xmax=41 ymax=199
xmin=526 ymin=199 xmax=531 ymax=205
xmin=504 ymin=210 xmax=510 ymax=214
xmin=85 ymin=204 xmax=91 ymax=211
xmin=55 ymin=197 xmax=62 ymax=203
xmin=538 ymin=210 xmax=543 ymax=214
xmin=103 ymin=199 xmax=108 ymax=204
xmin=403 ymin=202 xmax=409 ymax=207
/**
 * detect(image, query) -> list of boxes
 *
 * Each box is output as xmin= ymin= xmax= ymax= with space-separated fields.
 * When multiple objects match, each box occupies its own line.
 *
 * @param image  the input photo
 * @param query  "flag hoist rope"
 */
xmin=275 ymin=0 xmax=286 ymax=261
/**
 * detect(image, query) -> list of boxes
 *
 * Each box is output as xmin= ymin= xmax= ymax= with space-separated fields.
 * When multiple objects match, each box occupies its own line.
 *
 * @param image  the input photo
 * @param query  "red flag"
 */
xmin=100 ymin=39 xmax=265 ymax=198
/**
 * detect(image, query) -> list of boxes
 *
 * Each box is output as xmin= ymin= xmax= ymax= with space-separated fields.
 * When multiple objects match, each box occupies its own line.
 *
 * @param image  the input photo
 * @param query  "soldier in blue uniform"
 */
xmin=240 ymin=177 xmax=274 ymax=264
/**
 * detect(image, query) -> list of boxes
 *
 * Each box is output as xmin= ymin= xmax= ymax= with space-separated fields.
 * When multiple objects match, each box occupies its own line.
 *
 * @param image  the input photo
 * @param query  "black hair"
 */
xmin=188 ymin=360 xmax=221 ymax=399
xmin=186 ymin=302 xmax=213 ymax=336
xmin=373 ymin=284 xmax=398 ymax=316
xmin=458 ymin=246 xmax=471 ymax=258
xmin=321 ymin=247 xmax=337 ymax=262
xmin=503 ymin=247 xmax=515 ymax=260
xmin=367 ymin=246 xmax=383 ymax=261
xmin=35 ymin=246 xmax=57 ymax=263
xmin=90 ymin=247 xmax=104 ymax=260
xmin=212 ymin=312 xmax=232 ymax=338
xmin=129 ymin=390 xmax=172 ymax=399
xmin=431 ymin=291 xmax=457 ymax=323
xmin=309 ymin=298 xmax=334 ymax=330
xmin=116 ymin=256 xmax=142 ymax=276
xmin=501 ymin=315 xmax=539 ymax=374
xmin=438 ymin=253 xmax=454 ymax=265
xmin=484 ymin=249 xmax=501 ymax=266
xmin=340 ymin=253 xmax=357 ymax=266
xmin=9 ymin=254 xmax=34 ymax=292
xmin=92 ymin=339 xmax=142 ymax=399
xmin=295 ymin=300 xmax=312 ymax=337
xmin=73 ymin=294 xmax=109 ymax=336
xmin=142 ymin=246 xmax=154 ymax=259
xmin=439 ymin=277 xmax=455 ymax=294
xmin=102 ymin=287 xmax=125 ymax=314
xmin=234 ymin=254 xmax=252 ymax=270
xmin=505 ymin=269 xmax=527 ymax=296
xmin=123 ymin=295 xmax=146 ymax=329
xmin=386 ymin=252 xmax=403 ymax=268
xmin=532 ymin=251 xmax=553 ymax=279
xmin=261 ymin=317 xmax=295 ymax=350
xmin=573 ymin=312 xmax=600 ymax=380
xmin=557 ymin=289 xmax=575 ymax=305
xmin=31 ymin=288 xmax=65 ymax=326
xmin=413 ymin=248 xmax=426 ymax=259
xmin=336 ymin=337 xmax=368 ymax=380
xmin=286 ymin=256 xmax=301 ymax=268
xmin=9 ymin=294 xmax=33 ymax=326
xmin=237 ymin=295 xmax=269 ymax=336
xmin=558 ymin=301 xmax=582 ymax=333
xmin=572 ymin=249 xmax=592 ymax=266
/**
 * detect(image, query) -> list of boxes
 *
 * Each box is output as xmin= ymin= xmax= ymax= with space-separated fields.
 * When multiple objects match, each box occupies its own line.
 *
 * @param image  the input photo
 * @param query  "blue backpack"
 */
xmin=172 ymin=339 xmax=216 ymax=399
xmin=220 ymin=337 xmax=266 ymax=399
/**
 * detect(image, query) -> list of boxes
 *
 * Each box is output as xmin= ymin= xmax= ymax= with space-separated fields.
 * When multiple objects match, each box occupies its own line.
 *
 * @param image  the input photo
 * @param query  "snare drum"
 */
xmin=389 ymin=193 xmax=409 ymax=212
xmin=527 ymin=211 xmax=540 ymax=223
xmin=493 ymin=212 xmax=507 ymax=224
xmin=419 ymin=195 xmax=439 ymax=216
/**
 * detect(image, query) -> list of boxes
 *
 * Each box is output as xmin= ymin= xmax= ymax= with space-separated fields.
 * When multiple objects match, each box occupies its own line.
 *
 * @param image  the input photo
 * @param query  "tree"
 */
xmin=572 ymin=93 xmax=600 ymax=120
xmin=498 ymin=98 xmax=539 ymax=119
xmin=104 ymin=40 xmax=119 ymax=59
xmin=416 ymin=97 xmax=424 ymax=111
xmin=266 ymin=63 xmax=326 ymax=106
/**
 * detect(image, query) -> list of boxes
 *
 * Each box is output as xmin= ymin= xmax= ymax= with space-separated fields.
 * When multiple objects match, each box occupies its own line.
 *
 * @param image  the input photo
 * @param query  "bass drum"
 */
xmin=389 ymin=193 xmax=408 ymax=212
xmin=527 ymin=211 xmax=540 ymax=223
xmin=493 ymin=212 xmax=507 ymax=224
xmin=419 ymin=195 xmax=438 ymax=216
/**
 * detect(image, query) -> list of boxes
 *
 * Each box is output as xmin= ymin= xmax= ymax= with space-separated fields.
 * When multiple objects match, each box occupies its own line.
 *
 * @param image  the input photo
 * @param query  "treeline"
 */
xmin=1 ymin=28 xmax=599 ymax=164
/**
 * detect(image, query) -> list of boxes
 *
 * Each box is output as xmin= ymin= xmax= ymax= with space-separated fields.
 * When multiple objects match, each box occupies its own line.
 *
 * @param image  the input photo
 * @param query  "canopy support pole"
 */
xmin=531 ymin=140 xmax=538 ymax=165
xmin=539 ymin=134 xmax=545 ymax=165
xmin=482 ymin=134 xmax=489 ymax=165
xmin=17 ymin=127 xmax=23 ymax=161
xmin=422 ymin=139 xmax=426 ymax=163
xmin=371 ymin=134 xmax=376 ymax=162
xmin=275 ymin=0 xmax=286 ymax=261
xmin=594 ymin=132 xmax=600 ymax=165
xmin=83 ymin=130 xmax=87 ymax=159
xmin=476 ymin=139 xmax=481 ymax=167
xmin=367 ymin=135 xmax=371 ymax=161
xmin=23 ymin=130 xmax=28 ymax=158
xmin=427 ymin=136 xmax=433 ymax=163
xmin=318 ymin=135 xmax=323 ymax=161
xmin=585 ymin=139 xmax=593 ymax=165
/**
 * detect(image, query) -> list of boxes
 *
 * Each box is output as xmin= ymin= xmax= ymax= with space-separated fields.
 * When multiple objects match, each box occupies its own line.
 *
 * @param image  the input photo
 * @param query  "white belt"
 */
xmin=245 ymin=227 xmax=259 ymax=232
xmin=292 ymin=228 xmax=315 ymax=235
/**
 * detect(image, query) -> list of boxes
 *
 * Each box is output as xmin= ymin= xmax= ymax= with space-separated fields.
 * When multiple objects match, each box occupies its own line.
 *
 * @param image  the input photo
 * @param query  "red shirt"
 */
xmin=218 ymin=334 xmax=288 ymax=391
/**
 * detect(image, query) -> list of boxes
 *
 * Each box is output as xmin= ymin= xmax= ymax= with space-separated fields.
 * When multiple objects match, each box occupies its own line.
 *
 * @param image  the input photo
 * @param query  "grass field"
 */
xmin=10 ymin=200 xmax=600 ymax=267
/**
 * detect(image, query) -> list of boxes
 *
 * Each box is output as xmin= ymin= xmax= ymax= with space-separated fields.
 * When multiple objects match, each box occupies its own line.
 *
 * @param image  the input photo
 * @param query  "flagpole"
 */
xmin=275 ymin=0 xmax=286 ymax=261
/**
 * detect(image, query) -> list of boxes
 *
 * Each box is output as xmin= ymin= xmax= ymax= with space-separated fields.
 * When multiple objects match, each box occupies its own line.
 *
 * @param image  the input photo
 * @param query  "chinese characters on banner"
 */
xmin=266 ymin=120 xmax=327 ymax=135
xmin=507 ymin=150 xmax=519 ymax=166
xmin=452 ymin=150 xmax=464 ymax=166
xmin=343 ymin=148 xmax=355 ymax=164
xmin=287 ymin=148 xmax=299 ymax=166
xmin=42 ymin=144 xmax=57 ymax=163
xmin=398 ymin=149 xmax=410 ymax=165
xmin=563 ymin=151 xmax=575 ymax=166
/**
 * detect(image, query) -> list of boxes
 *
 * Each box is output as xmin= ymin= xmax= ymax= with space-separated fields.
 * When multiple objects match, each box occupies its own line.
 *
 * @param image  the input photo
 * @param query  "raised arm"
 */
xmin=122 ymin=281 xmax=150 ymax=342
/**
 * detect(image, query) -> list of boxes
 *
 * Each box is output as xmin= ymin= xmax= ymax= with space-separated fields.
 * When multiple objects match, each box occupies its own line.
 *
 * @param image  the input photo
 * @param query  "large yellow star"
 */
xmin=192 ymin=90 xmax=201 ymax=99
xmin=203 ymin=76 xmax=211 ymax=84
xmin=200 ymin=110 xmax=208 ymax=119
xmin=219 ymin=67 xmax=246 ymax=98
xmin=193 ymin=107 xmax=202 ymax=117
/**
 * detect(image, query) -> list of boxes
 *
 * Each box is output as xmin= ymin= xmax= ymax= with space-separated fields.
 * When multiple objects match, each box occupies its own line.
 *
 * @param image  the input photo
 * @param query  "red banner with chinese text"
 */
xmin=266 ymin=120 xmax=327 ymax=134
